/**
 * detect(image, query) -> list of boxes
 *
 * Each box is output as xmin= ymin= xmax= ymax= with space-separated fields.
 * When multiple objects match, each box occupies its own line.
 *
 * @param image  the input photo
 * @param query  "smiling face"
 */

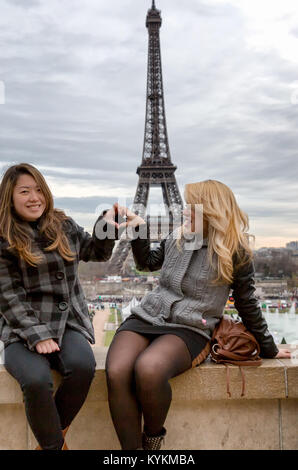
xmin=12 ymin=173 xmax=46 ymax=222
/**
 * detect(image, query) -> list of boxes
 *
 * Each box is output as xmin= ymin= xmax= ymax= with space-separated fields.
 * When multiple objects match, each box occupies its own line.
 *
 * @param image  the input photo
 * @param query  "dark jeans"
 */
xmin=4 ymin=328 xmax=96 ymax=450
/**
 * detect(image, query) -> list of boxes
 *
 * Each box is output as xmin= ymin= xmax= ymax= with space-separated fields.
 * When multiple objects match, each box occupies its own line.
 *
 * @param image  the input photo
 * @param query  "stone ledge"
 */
xmin=277 ymin=357 xmax=298 ymax=398
xmin=1 ymin=346 xmax=297 ymax=404
xmin=0 ymin=346 xmax=298 ymax=449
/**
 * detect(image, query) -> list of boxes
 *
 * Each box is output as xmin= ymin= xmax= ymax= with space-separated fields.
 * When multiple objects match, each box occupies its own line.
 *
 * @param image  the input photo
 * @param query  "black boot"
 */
xmin=142 ymin=427 xmax=166 ymax=450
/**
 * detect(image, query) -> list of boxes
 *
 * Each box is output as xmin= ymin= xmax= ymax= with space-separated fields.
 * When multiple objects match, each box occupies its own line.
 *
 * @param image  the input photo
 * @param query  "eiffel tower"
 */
xmin=108 ymin=0 xmax=183 ymax=274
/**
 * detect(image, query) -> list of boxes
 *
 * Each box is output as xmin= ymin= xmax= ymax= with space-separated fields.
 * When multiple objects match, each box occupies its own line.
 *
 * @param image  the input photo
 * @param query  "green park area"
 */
xmin=104 ymin=307 xmax=122 ymax=347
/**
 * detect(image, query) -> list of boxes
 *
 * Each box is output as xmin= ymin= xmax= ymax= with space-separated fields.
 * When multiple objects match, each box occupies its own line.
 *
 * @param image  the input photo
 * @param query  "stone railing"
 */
xmin=0 ymin=346 xmax=297 ymax=450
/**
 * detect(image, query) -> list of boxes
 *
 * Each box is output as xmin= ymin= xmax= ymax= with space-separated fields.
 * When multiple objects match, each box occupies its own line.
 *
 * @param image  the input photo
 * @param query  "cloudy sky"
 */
xmin=1 ymin=0 xmax=298 ymax=248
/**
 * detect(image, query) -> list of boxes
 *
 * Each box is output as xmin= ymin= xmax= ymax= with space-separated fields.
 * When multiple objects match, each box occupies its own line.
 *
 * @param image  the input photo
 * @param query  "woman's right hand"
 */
xmin=35 ymin=339 xmax=60 ymax=354
xmin=274 ymin=348 xmax=292 ymax=359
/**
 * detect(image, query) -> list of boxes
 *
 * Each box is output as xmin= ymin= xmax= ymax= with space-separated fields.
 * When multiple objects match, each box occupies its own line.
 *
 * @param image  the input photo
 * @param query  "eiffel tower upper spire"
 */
xmin=143 ymin=1 xmax=172 ymax=168
xmin=146 ymin=1 xmax=161 ymax=28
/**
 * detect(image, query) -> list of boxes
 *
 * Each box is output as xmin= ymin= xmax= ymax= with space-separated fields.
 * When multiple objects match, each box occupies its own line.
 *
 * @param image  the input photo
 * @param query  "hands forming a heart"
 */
xmin=103 ymin=203 xmax=146 ymax=230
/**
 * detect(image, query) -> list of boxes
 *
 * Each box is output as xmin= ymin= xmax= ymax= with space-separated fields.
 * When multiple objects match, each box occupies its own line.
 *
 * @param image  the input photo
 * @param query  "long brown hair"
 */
xmin=182 ymin=180 xmax=253 ymax=284
xmin=0 ymin=163 xmax=76 ymax=266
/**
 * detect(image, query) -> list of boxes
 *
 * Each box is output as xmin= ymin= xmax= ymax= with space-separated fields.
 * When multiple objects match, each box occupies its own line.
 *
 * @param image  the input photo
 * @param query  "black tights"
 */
xmin=105 ymin=331 xmax=192 ymax=450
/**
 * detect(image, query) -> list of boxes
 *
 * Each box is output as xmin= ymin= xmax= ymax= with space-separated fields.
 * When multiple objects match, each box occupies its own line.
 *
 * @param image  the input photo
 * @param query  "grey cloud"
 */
xmin=6 ymin=0 xmax=40 ymax=8
xmin=241 ymin=202 xmax=298 ymax=221
xmin=290 ymin=27 xmax=298 ymax=38
xmin=0 ymin=0 xmax=298 ymax=246
xmin=54 ymin=196 xmax=132 ymax=214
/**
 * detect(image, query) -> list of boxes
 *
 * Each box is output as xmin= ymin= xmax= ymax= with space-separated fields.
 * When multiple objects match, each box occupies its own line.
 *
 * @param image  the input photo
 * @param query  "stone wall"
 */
xmin=81 ymin=281 xmax=152 ymax=298
xmin=0 ymin=348 xmax=297 ymax=450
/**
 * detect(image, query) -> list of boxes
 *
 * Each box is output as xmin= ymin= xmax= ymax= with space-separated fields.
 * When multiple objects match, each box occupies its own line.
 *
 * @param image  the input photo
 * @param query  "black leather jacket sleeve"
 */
xmin=231 ymin=257 xmax=279 ymax=358
xmin=131 ymin=226 xmax=166 ymax=272
xmin=65 ymin=215 xmax=116 ymax=263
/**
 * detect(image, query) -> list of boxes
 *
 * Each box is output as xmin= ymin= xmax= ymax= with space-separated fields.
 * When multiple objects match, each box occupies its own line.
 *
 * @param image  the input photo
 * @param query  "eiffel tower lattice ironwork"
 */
xmin=108 ymin=0 xmax=183 ymax=274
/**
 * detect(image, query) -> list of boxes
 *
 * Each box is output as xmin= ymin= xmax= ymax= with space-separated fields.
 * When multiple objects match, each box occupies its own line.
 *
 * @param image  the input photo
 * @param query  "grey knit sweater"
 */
xmin=130 ymin=229 xmax=279 ymax=358
xmin=131 ymin=234 xmax=229 ymax=341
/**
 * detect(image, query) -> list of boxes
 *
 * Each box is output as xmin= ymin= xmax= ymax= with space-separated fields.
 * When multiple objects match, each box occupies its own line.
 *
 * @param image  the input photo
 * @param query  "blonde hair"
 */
xmin=0 ymin=163 xmax=76 ymax=266
xmin=182 ymin=180 xmax=253 ymax=284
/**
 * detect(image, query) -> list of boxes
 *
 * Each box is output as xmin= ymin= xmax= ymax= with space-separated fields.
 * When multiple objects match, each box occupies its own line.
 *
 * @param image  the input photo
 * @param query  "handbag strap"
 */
xmin=214 ymin=354 xmax=262 ymax=367
xmin=224 ymin=364 xmax=246 ymax=397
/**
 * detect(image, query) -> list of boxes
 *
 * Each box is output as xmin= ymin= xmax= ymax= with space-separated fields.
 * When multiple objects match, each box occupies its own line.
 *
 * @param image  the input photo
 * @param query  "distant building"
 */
xmin=291 ymin=250 xmax=298 ymax=266
xmin=255 ymin=246 xmax=288 ymax=258
xmin=286 ymin=241 xmax=298 ymax=250
xmin=255 ymin=279 xmax=288 ymax=299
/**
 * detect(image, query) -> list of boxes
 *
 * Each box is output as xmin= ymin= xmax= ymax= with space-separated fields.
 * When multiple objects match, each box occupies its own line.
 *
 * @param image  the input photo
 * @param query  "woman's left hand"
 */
xmin=103 ymin=203 xmax=120 ymax=229
xmin=274 ymin=348 xmax=292 ymax=359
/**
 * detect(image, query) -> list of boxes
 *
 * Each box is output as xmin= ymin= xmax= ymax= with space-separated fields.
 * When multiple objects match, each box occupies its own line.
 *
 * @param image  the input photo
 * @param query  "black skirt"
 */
xmin=116 ymin=314 xmax=211 ymax=366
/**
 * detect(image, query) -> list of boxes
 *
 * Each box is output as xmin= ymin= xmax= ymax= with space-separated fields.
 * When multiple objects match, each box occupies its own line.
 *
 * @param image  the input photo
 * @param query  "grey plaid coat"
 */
xmin=0 ymin=216 xmax=115 ymax=351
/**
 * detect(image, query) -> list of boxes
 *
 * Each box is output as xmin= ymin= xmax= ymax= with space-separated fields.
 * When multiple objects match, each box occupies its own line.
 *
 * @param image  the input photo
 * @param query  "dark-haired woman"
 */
xmin=0 ymin=163 xmax=117 ymax=450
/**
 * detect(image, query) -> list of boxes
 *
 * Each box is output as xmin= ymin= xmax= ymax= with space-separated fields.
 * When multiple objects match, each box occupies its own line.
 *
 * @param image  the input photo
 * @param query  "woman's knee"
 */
xmin=60 ymin=329 xmax=96 ymax=378
xmin=105 ymin=360 xmax=134 ymax=390
xmin=21 ymin=371 xmax=54 ymax=397
xmin=65 ymin=354 xmax=96 ymax=382
xmin=134 ymin=356 xmax=166 ymax=391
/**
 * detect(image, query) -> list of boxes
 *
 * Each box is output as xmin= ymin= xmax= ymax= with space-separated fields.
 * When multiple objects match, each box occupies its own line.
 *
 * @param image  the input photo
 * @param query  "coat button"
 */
xmin=58 ymin=301 xmax=68 ymax=311
xmin=56 ymin=272 xmax=65 ymax=280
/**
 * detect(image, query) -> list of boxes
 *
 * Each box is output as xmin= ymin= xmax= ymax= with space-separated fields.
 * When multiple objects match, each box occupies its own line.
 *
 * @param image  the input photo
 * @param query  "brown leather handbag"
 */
xmin=211 ymin=314 xmax=262 ymax=397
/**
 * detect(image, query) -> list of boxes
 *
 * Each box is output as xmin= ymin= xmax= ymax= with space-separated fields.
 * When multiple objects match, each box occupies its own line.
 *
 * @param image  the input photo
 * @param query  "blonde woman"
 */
xmin=0 ymin=163 xmax=117 ymax=450
xmin=105 ymin=180 xmax=291 ymax=450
